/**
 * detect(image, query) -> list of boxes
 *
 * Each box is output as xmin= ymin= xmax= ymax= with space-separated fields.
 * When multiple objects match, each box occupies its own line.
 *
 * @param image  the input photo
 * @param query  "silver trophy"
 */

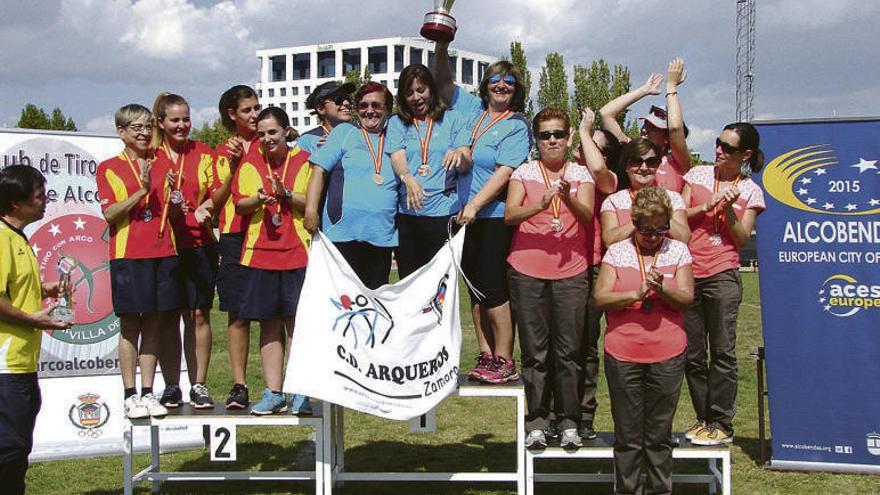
xmin=421 ymin=0 xmax=457 ymax=42
xmin=50 ymin=254 xmax=77 ymax=324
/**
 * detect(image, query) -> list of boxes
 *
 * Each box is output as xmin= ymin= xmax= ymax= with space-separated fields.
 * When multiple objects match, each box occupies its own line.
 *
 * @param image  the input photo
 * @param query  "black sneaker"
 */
xmin=190 ymin=383 xmax=215 ymax=409
xmin=159 ymin=384 xmax=183 ymax=408
xmin=225 ymin=383 xmax=249 ymax=410
xmin=579 ymin=422 xmax=598 ymax=440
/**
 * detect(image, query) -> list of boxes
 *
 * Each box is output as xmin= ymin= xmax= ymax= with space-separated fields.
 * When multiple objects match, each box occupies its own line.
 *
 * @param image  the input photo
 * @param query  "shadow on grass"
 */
xmin=736 ymin=435 xmax=770 ymax=467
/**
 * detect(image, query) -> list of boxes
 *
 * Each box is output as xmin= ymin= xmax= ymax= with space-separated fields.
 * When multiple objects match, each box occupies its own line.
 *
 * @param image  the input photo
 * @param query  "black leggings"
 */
xmin=395 ymin=214 xmax=459 ymax=279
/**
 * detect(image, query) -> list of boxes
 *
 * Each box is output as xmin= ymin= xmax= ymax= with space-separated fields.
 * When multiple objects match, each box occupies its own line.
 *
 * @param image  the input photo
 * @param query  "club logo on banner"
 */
xmin=67 ymin=392 xmax=111 ymax=438
xmin=284 ymin=230 xmax=465 ymax=420
xmin=755 ymin=118 xmax=880 ymax=472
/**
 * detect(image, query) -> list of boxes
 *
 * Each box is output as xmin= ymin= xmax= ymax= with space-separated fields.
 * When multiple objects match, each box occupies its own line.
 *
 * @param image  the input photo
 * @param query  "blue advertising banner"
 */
xmin=753 ymin=118 xmax=880 ymax=473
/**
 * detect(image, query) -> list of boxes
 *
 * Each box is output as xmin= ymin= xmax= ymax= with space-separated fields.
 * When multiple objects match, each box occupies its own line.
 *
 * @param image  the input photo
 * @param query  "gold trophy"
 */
xmin=421 ymin=0 xmax=458 ymax=43
xmin=50 ymin=254 xmax=77 ymax=324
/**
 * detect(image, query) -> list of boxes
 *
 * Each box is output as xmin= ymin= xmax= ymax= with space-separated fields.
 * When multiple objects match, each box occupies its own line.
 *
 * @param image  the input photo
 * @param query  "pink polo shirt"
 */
xmin=655 ymin=152 xmax=686 ymax=193
xmin=600 ymin=187 xmax=686 ymax=231
xmin=507 ymin=160 xmax=595 ymax=280
xmin=603 ymin=238 xmax=692 ymax=363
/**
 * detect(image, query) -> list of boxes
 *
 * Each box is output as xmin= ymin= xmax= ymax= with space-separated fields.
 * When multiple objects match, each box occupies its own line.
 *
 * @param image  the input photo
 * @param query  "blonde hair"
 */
xmin=114 ymin=104 xmax=151 ymax=129
xmin=631 ymin=186 xmax=672 ymax=225
xmin=150 ymin=92 xmax=189 ymax=149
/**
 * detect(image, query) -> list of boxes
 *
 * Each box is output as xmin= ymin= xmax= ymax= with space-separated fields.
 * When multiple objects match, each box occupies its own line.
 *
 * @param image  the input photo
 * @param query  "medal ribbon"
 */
xmin=634 ymin=239 xmax=659 ymax=301
xmin=469 ymin=110 xmax=511 ymax=151
xmin=260 ymin=147 xmax=292 ymax=224
xmin=413 ymin=118 xmax=434 ymax=167
xmin=712 ymin=168 xmax=741 ymax=235
xmin=121 ymin=150 xmax=149 ymax=210
xmin=158 ymin=140 xmax=187 ymax=238
xmin=360 ymin=127 xmax=385 ymax=178
xmin=538 ymin=160 xmax=567 ymax=221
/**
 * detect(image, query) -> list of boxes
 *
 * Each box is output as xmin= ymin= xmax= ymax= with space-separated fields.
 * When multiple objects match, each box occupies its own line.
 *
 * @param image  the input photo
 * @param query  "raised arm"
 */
xmin=599 ymin=73 xmax=663 ymax=143
xmin=431 ymin=42 xmax=456 ymax=106
xmin=577 ymin=108 xmax=617 ymax=195
xmin=665 ymin=57 xmax=691 ymax=173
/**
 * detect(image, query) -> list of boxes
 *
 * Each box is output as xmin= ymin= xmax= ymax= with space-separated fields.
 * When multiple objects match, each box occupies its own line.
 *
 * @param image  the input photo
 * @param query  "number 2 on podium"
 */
xmin=210 ymin=425 xmax=237 ymax=461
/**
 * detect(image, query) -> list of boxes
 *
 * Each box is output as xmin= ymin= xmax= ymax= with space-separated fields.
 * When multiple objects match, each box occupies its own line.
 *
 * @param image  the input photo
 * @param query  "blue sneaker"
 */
xmin=289 ymin=394 xmax=313 ymax=415
xmin=250 ymin=388 xmax=288 ymax=415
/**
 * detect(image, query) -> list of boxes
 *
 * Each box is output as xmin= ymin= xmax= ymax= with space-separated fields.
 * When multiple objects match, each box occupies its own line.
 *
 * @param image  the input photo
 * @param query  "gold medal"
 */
xmin=417 ymin=164 xmax=431 ymax=177
xmin=550 ymin=217 xmax=563 ymax=233
xmin=709 ymin=233 xmax=722 ymax=246
xmin=141 ymin=209 xmax=153 ymax=222
xmin=272 ymin=212 xmax=283 ymax=227
xmin=373 ymin=173 xmax=385 ymax=185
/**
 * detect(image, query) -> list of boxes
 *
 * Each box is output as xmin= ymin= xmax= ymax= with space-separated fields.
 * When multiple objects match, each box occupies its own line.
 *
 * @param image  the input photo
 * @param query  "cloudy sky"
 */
xmin=2 ymin=0 xmax=878 ymax=159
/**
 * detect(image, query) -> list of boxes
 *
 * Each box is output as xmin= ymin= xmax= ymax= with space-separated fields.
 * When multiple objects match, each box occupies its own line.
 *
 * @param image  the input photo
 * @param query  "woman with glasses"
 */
xmin=506 ymin=108 xmax=595 ymax=449
xmin=387 ymin=64 xmax=472 ymax=278
xmin=432 ymin=42 xmax=531 ymax=384
xmin=299 ymin=81 xmax=356 ymax=154
xmin=594 ymin=186 xmax=694 ymax=495
xmin=149 ymin=93 xmax=218 ymax=410
xmin=211 ymin=85 xmax=261 ymax=410
xmin=600 ymin=138 xmax=690 ymax=248
xmin=599 ymin=58 xmax=690 ymax=192
xmin=96 ymin=104 xmax=182 ymax=419
xmin=680 ymin=123 xmax=766 ymax=446
xmin=303 ymin=82 xmax=398 ymax=289
xmin=232 ymin=107 xmax=311 ymax=415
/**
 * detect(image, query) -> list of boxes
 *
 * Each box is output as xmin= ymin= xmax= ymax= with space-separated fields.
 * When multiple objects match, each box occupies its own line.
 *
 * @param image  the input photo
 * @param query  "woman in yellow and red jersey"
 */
xmin=232 ymin=107 xmax=311 ymax=415
xmin=96 ymin=104 xmax=182 ymax=420
xmin=210 ymin=85 xmax=261 ymax=409
xmin=150 ymin=92 xmax=218 ymax=410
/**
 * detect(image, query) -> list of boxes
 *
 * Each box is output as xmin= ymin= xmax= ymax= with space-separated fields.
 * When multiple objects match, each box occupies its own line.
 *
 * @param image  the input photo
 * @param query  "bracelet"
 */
xmin=666 ymin=91 xmax=678 ymax=96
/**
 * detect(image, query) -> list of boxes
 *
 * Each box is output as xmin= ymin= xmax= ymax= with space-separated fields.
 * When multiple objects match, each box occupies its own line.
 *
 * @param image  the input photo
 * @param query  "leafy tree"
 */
xmin=344 ymin=67 xmax=372 ymax=88
xmin=190 ymin=118 xmax=232 ymax=149
xmin=537 ymin=52 xmax=568 ymax=115
xmin=17 ymin=104 xmax=77 ymax=131
xmin=509 ymin=41 xmax=534 ymax=120
xmin=49 ymin=107 xmax=77 ymax=131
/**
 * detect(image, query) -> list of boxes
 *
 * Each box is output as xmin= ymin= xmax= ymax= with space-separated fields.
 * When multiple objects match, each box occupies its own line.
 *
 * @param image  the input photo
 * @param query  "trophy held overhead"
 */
xmin=421 ymin=0 xmax=458 ymax=43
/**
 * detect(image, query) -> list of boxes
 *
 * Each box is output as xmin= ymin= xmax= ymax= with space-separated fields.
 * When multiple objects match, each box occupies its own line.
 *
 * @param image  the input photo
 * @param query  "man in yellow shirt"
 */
xmin=0 ymin=165 xmax=71 ymax=494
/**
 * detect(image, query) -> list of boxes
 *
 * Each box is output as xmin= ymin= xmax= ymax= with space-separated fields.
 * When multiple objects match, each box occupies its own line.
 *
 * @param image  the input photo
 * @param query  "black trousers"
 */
xmin=606 ymin=353 xmax=684 ymax=495
xmin=509 ymin=268 xmax=588 ymax=431
xmin=683 ymin=269 xmax=742 ymax=435
xmin=0 ymin=373 xmax=41 ymax=495
xmin=395 ymin=214 xmax=458 ymax=279
xmin=579 ymin=264 xmax=603 ymax=424
xmin=334 ymin=241 xmax=393 ymax=290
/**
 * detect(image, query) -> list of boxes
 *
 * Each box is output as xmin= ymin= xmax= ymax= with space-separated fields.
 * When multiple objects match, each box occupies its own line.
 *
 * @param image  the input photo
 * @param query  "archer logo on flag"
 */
xmin=330 ymin=293 xmax=395 ymax=349
xmin=421 ymin=274 xmax=449 ymax=324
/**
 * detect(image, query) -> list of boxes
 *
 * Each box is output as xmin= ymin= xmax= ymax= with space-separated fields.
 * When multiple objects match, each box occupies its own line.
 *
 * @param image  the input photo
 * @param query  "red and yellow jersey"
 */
xmin=96 ymin=152 xmax=177 ymax=260
xmin=154 ymin=140 xmax=216 ymax=249
xmin=232 ymin=145 xmax=311 ymax=270
xmin=213 ymin=137 xmax=260 ymax=235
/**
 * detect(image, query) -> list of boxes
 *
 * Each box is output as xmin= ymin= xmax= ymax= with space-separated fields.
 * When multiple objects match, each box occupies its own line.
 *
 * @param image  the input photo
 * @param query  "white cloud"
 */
xmin=85 ymin=114 xmax=116 ymax=135
xmin=762 ymin=0 xmax=878 ymax=30
xmin=190 ymin=106 xmax=219 ymax=128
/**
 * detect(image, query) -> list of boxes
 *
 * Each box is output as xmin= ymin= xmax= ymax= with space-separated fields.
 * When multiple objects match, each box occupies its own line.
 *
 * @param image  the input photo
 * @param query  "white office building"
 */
xmin=255 ymin=37 xmax=499 ymax=134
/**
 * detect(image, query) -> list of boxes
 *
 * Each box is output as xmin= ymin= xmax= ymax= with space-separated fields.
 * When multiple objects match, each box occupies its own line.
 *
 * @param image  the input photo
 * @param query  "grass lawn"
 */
xmin=26 ymin=272 xmax=879 ymax=494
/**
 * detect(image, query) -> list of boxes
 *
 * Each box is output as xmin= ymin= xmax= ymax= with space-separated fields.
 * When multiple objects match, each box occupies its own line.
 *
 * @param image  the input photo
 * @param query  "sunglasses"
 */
xmin=627 ymin=156 xmax=662 ymax=168
xmin=537 ymin=130 xmax=568 ymax=140
xmin=635 ymin=223 xmax=670 ymax=236
xmin=649 ymin=105 xmax=667 ymax=120
xmin=126 ymin=124 xmax=153 ymax=134
xmin=487 ymin=74 xmax=516 ymax=86
xmin=357 ymin=101 xmax=385 ymax=111
xmin=715 ymin=137 xmax=741 ymax=154
xmin=326 ymin=94 xmax=352 ymax=106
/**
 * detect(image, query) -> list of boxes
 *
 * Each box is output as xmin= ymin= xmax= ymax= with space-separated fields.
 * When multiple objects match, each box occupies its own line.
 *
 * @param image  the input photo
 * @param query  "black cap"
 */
xmin=305 ymin=81 xmax=356 ymax=110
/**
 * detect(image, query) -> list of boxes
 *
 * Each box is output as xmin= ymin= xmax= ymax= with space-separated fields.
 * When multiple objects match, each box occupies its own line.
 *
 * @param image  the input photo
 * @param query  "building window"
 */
xmin=268 ymin=88 xmax=275 ymax=98
xmin=394 ymin=78 xmax=399 ymax=88
xmin=292 ymin=87 xmax=299 ymax=96
xmin=448 ymin=55 xmax=457 ymax=82
xmin=292 ymin=53 xmax=310 ymax=80
xmin=409 ymin=47 xmax=423 ymax=66
xmin=280 ymin=102 xmax=286 ymax=110
xmin=317 ymin=50 xmax=335 ymax=78
xmin=478 ymin=62 xmax=489 ymax=82
xmin=292 ymin=102 xmax=299 ymax=111
xmin=342 ymin=48 xmax=361 ymax=75
xmin=270 ymin=55 xmax=286 ymax=82
xmin=368 ymin=46 xmax=388 ymax=74
xmin=280 ymin=87 xmax=286 ymax=97
xmin=292 ymin=117 xmax=299 ymax=126
xmin=462 ymin=58 xmax=474 ymax=85
xmin=258 ymin=89 xmax=263 ymax=97
xmin=305 ymin=85 xmax=311 ymax=94
xmin=427 ymin=51 xmax=434 ymax=68
xmin=268 ymin=103 xmax=275 ymax=108
xmin=305 ymin=116 xmax=311 ymax=126
xmin=394 ymin=45 xmax=405 ymax=72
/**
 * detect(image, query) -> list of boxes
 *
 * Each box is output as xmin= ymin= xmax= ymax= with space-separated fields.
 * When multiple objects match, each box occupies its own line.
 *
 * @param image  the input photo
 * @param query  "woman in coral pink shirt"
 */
xmin=680 ymin=122 xmax=766 ymax=447
xmin=505 ymin=108 xmax=595 ymax=450
xmin=594 ymin=186 xmax=694 ymax=495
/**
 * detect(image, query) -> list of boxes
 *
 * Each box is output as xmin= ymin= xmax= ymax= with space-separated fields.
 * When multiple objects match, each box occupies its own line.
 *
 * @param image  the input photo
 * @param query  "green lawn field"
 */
xmin=26 ymin=273 xmax=879 ymax=494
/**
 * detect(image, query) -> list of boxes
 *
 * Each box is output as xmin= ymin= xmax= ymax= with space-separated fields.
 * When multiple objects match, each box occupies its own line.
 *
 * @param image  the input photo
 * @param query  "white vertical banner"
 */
xmin=284 ymin=230 xmax=465 ymax=421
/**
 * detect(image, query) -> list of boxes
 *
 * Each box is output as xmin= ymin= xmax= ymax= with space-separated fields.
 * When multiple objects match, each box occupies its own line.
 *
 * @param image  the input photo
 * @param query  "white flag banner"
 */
xmin=284 ymin=229 xmax=465 ymax=420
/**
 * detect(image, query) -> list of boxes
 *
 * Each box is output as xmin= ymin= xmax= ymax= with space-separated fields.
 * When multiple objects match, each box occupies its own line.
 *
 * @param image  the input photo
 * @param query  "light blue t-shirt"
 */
xmin=309 ymin=122 xmax=399 ymax=247
xmin=450 ymin=87 xmax=532 ymax=218
xmin=298 ymin=126 xmax=326 ymax=154
xmin=385 ymin=110 xmax=472 ymax=217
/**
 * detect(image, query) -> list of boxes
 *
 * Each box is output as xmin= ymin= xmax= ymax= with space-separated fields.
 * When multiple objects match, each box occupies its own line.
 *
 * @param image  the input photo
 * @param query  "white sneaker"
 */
xmin=141 ymin=393 xmax=169 ymax=417
xmin=124 ymin=395 xmax=149 ymax=419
